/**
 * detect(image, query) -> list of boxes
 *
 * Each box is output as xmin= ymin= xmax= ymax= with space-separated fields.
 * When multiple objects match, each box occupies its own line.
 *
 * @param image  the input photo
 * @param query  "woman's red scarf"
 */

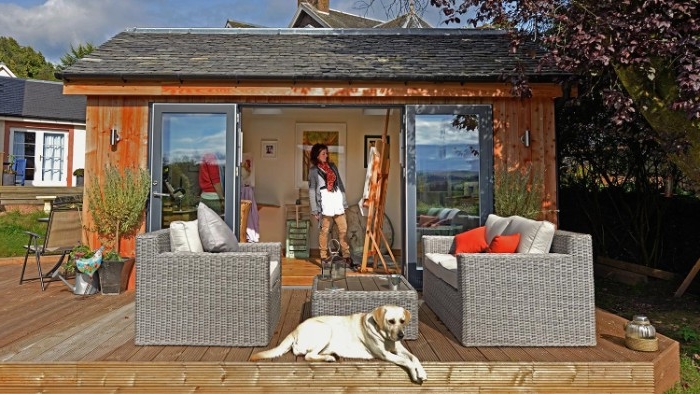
xmin=318 ymin=161 xmax=336 ymax=191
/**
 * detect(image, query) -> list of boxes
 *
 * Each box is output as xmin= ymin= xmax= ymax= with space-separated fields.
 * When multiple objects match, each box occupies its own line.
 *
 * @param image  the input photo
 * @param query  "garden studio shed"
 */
xmin=58 ymin=28 xmax=566 ymax=286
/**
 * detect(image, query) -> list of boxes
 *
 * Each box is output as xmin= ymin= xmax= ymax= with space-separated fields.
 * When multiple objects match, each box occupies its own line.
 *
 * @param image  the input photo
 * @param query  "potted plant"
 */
xmin=494 ymin=164 xmax=545 ymax=220
xmin=73 ymin=168 xmax=84 ymax=186
xmin=87 ymin=164 xmax=150 ymax=294
xmin=2 ymin=155 xmax=16 ymax=186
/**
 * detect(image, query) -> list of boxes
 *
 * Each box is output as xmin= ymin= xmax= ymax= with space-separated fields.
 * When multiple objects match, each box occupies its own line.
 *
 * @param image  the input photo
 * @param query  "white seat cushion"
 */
xmin=424 ymin=253 xmax=458 ymax=289
xmin=169 ymin=220 xmax=204 ymax=252
xmin=270 ymin=259 xmax=280 ymax=288
xmin=503 ymin=215 xmax=556 ymax=253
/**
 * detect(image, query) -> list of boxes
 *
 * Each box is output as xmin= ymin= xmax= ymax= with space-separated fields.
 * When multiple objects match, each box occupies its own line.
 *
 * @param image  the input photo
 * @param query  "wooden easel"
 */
xmin=359 ymin=111 xmax=398 ymax=274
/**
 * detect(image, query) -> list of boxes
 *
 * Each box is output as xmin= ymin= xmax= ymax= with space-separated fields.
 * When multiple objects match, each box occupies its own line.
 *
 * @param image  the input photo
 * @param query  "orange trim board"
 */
xmin=64 ymin=81 xmax=566 ymax=98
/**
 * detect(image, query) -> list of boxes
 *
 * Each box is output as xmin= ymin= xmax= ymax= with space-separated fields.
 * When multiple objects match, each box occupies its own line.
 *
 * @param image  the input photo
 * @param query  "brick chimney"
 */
xmin=298 ymin=0 xmax=329 ymax=13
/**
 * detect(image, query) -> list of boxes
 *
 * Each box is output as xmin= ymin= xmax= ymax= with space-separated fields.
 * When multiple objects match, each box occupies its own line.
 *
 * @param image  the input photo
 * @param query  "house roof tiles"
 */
xmin=0 ymin=76 xmax=86 ymax=122
xmin=58 ymin=28 xmax=563 ymax=83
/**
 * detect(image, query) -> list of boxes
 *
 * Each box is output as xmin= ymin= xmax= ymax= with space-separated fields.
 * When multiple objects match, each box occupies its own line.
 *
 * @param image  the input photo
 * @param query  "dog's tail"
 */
xmin=249 ymin=332 xmax=295 ymax=361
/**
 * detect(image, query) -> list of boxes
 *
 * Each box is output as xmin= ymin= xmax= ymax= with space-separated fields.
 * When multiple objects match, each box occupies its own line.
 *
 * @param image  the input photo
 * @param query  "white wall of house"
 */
xmin=241 ymin=107 xmax=402 ymax=250
xmin=71 ymin=126 xmax=86 ymax=185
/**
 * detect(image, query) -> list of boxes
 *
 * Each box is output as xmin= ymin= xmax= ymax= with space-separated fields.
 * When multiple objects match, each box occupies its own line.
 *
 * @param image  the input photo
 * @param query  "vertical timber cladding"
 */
xmin=83 ymin=96 xmax=151 ymax=254
xmin=490 ymin=96 xmax=558 ymax=224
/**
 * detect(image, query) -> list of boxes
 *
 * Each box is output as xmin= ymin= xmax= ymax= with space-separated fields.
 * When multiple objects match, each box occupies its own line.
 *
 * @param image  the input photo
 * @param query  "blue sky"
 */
xmin=0 ymin=0 xmax=447 ymax=64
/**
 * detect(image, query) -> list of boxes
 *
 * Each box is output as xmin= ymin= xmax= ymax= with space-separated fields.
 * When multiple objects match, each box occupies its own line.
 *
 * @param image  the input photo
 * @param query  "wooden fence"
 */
xmin=0 ymin=186 xmax=84 ymax=207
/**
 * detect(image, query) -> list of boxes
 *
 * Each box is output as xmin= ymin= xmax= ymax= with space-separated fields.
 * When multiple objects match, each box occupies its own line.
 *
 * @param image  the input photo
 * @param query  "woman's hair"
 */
xmin=310 ymin=143 xmax=330 ymax=166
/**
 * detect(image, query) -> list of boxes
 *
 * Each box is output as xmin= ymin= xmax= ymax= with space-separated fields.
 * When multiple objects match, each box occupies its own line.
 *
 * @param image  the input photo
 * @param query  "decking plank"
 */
xmin=0 ymin=261 xmax=681 ymax=392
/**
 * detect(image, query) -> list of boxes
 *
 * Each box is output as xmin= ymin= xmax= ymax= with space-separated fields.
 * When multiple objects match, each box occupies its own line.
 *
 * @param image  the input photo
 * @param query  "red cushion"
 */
xmin=453 ymin=226 xmax=488 ymax=254
xmin=488 ymin=233 xmax=521 ymax=253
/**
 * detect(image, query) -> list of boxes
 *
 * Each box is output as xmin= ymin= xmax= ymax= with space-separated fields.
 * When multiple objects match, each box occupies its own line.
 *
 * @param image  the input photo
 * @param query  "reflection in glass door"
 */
xmin=404 ymin=105 xmax=493 ymax=287
xmin=150 ymin=104 xmax=239 ymax=233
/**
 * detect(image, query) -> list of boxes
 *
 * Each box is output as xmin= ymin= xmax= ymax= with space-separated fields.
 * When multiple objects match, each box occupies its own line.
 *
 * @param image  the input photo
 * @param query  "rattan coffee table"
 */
xmin=311 ymin=274 xmax=419 ymax=340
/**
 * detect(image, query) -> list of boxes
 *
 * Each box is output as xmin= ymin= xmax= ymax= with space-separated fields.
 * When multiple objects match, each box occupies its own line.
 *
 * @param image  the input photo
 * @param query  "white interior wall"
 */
xmin=241 ymin=107 xmax=402 ymax=251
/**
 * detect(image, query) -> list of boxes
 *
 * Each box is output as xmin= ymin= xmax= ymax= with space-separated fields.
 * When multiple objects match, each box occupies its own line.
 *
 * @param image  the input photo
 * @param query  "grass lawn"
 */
xmin=0 ymin=208 xmax=49 ymax=257
xmin=0 ymin=207 xmax=698 ymax=392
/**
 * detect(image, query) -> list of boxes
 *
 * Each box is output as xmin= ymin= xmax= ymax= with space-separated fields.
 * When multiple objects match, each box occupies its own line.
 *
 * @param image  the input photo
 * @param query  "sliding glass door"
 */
xmin=403 ymin=105 xmax=493 ymax=287
xmin=149 ymin=104 xmax=242 ymax=234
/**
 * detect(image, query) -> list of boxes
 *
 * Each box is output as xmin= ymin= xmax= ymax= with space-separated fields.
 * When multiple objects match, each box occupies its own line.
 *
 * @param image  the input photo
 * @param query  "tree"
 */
xmin=57 ymin=42 xmax=96 ymax=71
xmin=0 ymin=36 xmax=56 ymax=80
xmin=430 ymin=0 xmax=700 ymax=188
xmin=87 ymin=165 xmax=151 ymax=255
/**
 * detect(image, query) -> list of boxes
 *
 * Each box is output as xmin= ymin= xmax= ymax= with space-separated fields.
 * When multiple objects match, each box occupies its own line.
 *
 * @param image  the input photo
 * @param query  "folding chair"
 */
xmin=13 ymin=158 xmax=26 ymax=186
xmin=19 ymin=206 xmax=83 ymax=291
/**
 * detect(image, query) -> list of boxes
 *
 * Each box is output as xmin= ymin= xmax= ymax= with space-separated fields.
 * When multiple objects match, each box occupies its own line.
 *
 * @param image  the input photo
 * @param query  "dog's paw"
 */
xmin=412 ymin=366 xmax=427 ymax=384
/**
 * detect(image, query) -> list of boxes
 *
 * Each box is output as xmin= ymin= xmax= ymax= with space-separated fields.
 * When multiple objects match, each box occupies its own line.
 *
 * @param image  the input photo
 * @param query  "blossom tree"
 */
xmin=429 ymin=0 xmax=700 ymax=187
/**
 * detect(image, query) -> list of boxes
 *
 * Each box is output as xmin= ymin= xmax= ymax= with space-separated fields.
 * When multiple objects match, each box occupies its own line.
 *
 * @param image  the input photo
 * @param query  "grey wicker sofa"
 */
xmin=135 ymin=228 xmax=282 ymax=347
xmin=422 ymin=230 xmax=596 ymax=347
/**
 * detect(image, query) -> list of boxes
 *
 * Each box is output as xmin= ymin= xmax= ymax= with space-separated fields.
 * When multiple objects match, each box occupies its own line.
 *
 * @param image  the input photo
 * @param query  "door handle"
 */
xmin=152 ymin=192 xmax=169 ymax=198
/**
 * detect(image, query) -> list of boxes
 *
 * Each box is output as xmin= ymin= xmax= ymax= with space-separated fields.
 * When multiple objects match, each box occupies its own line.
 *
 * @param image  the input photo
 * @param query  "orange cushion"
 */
xmin=453 ymin=226 xmax=488 ymax=254
xmin=488 ymin=233 xmax=521 ymax=253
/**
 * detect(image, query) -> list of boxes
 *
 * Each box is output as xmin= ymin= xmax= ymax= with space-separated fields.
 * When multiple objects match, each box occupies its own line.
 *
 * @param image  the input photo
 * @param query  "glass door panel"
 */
xmin=41 ymin=133 xmax=66 ymax=183
xmin=149 ymin=104 xmax=239 ymax=233
xmin=11 ymin=129 xmax=66 ymax=186
xmin=404 ymin=105 xmax=493 ymax=287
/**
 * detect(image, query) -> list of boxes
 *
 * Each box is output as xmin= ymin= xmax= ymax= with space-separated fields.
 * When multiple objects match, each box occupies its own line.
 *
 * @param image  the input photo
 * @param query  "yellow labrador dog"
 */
xmin=250 ymin=305 xmax=427 ymax=383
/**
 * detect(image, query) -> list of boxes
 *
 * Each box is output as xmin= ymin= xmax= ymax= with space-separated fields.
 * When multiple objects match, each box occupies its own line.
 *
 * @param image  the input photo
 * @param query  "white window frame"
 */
xmin=9 ymin=127 xmax=69 ymax=187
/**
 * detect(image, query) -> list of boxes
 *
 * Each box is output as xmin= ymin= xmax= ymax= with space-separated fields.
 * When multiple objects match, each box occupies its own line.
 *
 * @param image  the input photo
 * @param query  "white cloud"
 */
xmin=0 ymin=0 xmax=151 ymax=63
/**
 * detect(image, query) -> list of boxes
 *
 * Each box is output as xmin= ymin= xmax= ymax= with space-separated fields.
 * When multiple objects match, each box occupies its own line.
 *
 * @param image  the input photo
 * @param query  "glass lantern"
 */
xmin=330 ymin=255 xmax=347 ymax=289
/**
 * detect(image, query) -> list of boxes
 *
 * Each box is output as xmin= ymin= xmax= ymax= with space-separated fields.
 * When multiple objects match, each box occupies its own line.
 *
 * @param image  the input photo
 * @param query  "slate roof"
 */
xmin=58 ymin=28 xmax=563 ymax=83
xmin=0 ymin=76 xmax=85 ymax=122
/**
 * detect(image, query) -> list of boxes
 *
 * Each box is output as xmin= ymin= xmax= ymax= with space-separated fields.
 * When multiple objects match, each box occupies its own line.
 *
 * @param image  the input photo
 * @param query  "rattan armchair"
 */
xmin=422 ymin=230 xmax=596 ymax=347
xmin=135 ymin=228 xmax=282 ymax=346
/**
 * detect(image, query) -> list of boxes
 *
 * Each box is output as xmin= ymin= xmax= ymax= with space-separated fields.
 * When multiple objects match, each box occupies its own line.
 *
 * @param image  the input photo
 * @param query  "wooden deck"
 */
xmin=0 ymin=257 xmax=680 ymax=392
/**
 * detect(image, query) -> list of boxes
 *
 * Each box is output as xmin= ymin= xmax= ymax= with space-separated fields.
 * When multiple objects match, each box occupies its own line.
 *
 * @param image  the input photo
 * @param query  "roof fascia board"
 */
xmin=62 ymin=81 xmax=566 ymax=99
xmin=296 ymin=3 xmax=331 ymax=28
xmin=0 ymin=115 xmax=85 ymax=126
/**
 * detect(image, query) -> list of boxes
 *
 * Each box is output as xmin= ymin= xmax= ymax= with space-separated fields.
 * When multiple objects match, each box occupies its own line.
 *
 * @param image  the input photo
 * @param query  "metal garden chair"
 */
xmin=19 ymin=205 xmax=83 ymax=291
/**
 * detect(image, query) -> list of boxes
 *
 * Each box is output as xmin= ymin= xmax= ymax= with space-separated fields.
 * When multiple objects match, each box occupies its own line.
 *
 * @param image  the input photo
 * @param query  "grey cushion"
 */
xmin=503 ymin=216 xmax=556 ymax=254
xmin=485 ymin=214 xmax=511 ymax=244
xmin=197 ymin=203 xmax=239 ymax=252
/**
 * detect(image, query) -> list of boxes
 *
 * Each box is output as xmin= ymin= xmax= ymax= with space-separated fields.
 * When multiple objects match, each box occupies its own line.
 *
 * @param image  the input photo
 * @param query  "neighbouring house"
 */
xmin=0 ymin=75 xmax=86 ymax=187
xmin=0 ymin=63 xmax=16 ymax=78
xmin=58 ymin=26 xmax=566 ymax=287
xmin=226 ymin=0 xmax=432 ymax=29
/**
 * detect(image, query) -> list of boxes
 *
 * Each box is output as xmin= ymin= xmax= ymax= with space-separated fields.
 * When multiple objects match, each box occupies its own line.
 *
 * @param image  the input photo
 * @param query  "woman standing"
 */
xmin=308 ymin=143 xmax=353 ymax=267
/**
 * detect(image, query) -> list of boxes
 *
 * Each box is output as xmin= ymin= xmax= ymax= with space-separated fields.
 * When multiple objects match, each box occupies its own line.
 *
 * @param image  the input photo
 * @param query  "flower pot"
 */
xmin=2 ymin=172 xmax=15 ymax=186
xmin=75 ymin=176 xmax=84 ymax=186
xmin=99 ymin=257 xmax=134 ymax=295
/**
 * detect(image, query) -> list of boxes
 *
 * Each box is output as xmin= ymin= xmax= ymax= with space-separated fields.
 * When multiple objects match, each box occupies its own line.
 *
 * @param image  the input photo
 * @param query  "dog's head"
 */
xmin=370 ymin=305 xmax=411 ymax=342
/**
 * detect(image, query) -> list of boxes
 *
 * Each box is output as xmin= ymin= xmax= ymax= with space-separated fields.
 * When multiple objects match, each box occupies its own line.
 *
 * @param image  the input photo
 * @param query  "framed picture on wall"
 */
xmin=261 ymin=140 xmax=277 ymax=159
xmin=295 ymin=123 xmax=346 ymax=188
xmin=364 ymin=135 xmax=390 ymax=168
